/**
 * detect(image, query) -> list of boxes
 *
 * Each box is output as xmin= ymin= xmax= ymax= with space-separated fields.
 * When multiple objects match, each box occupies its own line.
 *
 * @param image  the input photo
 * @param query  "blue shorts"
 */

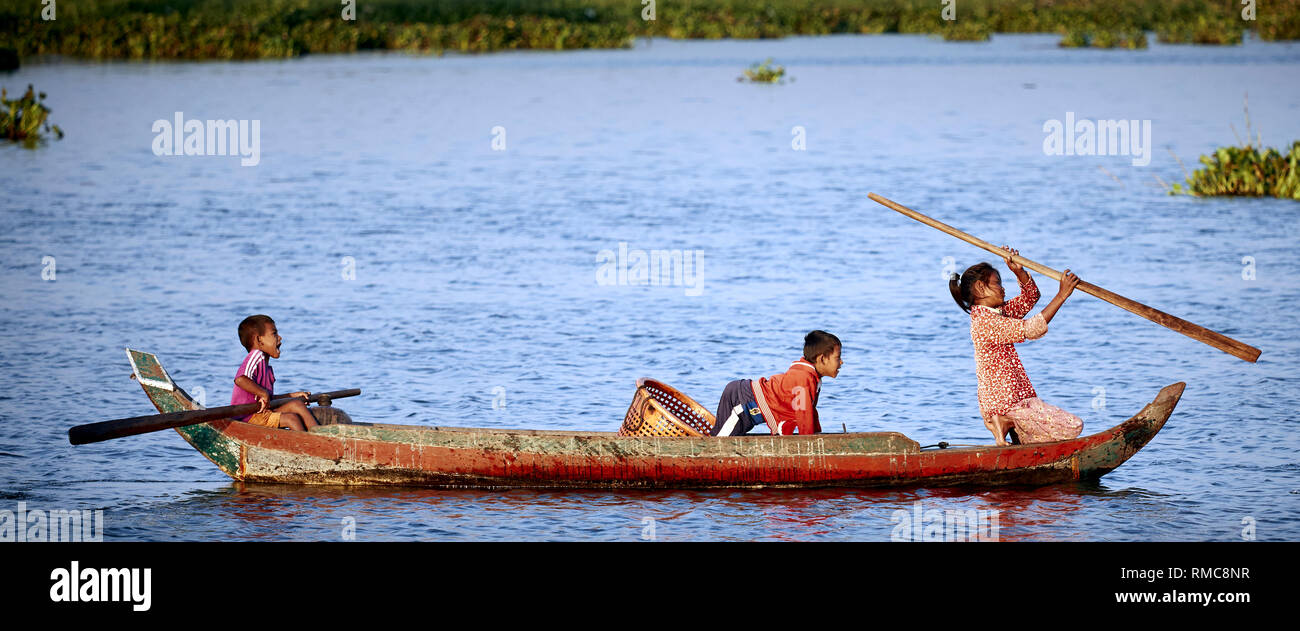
xmin=712 ymin=379 xmax=767 ymax=436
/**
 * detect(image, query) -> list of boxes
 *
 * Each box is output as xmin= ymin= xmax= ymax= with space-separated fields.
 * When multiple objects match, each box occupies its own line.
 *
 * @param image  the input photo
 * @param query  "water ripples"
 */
xmin=1 ymin=34 xmax=1298 ymax=540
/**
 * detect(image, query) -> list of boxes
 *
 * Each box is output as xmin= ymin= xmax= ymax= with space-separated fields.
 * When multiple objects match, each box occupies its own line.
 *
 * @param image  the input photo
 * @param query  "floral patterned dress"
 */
xmin=970 ymin=275 xmax=1082 ymax=443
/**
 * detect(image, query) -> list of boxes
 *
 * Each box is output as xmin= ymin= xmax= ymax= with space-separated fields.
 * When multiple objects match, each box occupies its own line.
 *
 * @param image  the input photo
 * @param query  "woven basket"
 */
xmin=619 ymin=378 xmax=717 ymax=437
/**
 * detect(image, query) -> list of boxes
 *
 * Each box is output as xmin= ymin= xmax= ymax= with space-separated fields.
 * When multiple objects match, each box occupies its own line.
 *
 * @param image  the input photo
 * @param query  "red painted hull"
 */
xmin=156 ymin=379 xmax=1183 ymax=489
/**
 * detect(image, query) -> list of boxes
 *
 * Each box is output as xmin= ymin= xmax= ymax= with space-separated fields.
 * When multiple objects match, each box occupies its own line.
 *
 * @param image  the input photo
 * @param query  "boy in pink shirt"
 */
xmin=231 ymin=315 xmax=317 ymax=431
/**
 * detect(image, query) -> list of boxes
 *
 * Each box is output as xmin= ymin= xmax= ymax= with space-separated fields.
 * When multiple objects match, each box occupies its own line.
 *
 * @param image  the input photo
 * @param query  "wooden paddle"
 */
xmin=867 ymin=193 xmax=1261 ymax=363
xmin=68 ymin=389 xmax=361 ymax=445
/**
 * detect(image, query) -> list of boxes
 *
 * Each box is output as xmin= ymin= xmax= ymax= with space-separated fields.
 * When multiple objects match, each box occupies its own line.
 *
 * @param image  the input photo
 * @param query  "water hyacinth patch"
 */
xmin=740 ymin=58 xmax=786 ymax=83
xmin=1 ymin=84 xmax=63 ymax=147
xmin=1171 ymin=142 xmax=1300 ymax=200
xmin=1155 ymin=16 xmax=1244 ymax=45
xmin=943 ymin=21 xmax=992 ymax=42
xmin=1059 ymin=27 xmax=1147 ymax=49
xmin=1257 ymin=0 xmax=1300 ymax=41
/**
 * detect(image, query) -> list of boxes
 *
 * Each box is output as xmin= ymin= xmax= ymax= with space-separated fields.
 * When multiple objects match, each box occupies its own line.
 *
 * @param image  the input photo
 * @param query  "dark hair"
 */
xmin=949 ymin=263 xmax=997 ymax=313
xmin=803 ymin=330 xmax=841 ymax=362
xmin=238 ymin=315 xmax=275 ymax=351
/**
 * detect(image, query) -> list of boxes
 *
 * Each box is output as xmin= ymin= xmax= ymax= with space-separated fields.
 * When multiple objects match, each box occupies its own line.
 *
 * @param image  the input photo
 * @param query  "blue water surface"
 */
xmin=1 ymin=33 xmax=1298 ymax=541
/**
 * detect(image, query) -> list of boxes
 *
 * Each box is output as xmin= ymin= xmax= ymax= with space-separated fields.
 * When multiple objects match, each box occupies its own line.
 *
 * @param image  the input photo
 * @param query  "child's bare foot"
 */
xmin=986 ymin=416 xmax=1012 ymax=446
xmin=984 ymin=418 xmax=1004 ymax=446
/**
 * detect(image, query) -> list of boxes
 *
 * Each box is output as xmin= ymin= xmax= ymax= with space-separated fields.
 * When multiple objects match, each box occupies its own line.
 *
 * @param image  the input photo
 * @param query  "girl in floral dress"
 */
xmin=949 ymin=247 xmax=1082 ymax=446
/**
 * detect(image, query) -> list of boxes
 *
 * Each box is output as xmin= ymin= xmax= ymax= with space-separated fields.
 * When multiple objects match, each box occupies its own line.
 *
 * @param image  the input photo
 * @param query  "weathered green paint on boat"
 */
xmin=139 ymin=381 xmax=243 ymax=478
xmin=127 ymin=350 xmax=1182 ymax=489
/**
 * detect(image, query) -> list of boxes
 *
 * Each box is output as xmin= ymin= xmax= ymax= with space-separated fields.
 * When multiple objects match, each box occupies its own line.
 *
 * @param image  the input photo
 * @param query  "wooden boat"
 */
xmin=127 ymin=349 xmax=1182 ymax=489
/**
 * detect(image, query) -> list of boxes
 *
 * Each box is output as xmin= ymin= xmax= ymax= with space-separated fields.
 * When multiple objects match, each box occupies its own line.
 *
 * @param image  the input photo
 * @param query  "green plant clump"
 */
xmin=1172 ymin=142 xmax=1300 ymax=200
xmin=2 ymin=84 xmax=63 ymax=147
xmin=943 ymin=21 xmax=992 ymax=41
xmin=1059 ymin=27 xmax=1147 ymax=48
xmin=741 ymin=58 xmax=785 ymax=83
xmin=1155 ymin=16 xmax=1243 ymax=45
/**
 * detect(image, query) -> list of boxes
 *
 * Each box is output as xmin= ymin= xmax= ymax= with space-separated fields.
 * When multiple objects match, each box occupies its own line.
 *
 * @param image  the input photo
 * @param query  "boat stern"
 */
xmin=1077 ymin=382 xmax=1184 ymax=479
xmin=127 ymin=349 xmax=245 ymax=481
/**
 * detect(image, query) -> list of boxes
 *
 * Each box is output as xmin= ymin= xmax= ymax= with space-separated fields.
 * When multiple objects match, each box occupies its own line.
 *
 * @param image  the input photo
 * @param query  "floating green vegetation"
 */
xmin=1257 ymin=0 xmax=1300 ymax=41
xmin=942 ymin=21 xmax=992 ymax=42
xmin=1059 ymin=27 xmax=1147 ymax=49
xmin=0 ymin=0 xmax=1295 ymax=61
xmin=740 ymin=58 xmax=785 ymax=83
xmin=1171 ymin=143 xmax=1300 ymax=200
xmin=1059 ymin=30 xmax=1090 ymax=47
xmin=1155 ymin=17 xmax=1243 ymax=45
xmin=1171 ymin=97 xmax=1299 ymax=200
xmin=1 ymin=84 xmax=63 ymax=147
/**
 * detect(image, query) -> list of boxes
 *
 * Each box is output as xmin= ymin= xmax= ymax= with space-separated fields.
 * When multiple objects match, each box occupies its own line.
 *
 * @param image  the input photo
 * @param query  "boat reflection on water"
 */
xmin=191 ymin=480 xmax=1173 ymax=541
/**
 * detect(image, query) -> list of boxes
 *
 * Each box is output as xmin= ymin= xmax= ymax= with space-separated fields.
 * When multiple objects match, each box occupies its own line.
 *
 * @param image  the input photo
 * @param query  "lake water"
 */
xmin=2 ymin=33 xmax=1298 ymax=541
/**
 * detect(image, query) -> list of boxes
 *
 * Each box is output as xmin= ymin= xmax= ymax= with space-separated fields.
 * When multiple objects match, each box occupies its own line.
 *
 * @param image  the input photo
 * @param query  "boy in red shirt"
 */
xmin=711 ymin=330 xmax=842 ymax=436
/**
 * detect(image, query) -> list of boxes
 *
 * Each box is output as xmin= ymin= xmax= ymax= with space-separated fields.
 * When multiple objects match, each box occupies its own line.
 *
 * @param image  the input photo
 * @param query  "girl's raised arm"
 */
xmin=1038 ymin=270 xmax=1081 ymax=326
xmin=999 ymin=246 xmax=1040 ymax=319
xmin=1002 ymin=274 xmax=1040 ymax=319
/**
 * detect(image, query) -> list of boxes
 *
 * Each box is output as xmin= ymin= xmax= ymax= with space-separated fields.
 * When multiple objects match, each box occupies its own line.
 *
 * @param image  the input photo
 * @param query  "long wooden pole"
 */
xmin=868 ymin=193 xmax=1261 ymax=363
xmin=68 ymin=389 xmax=362 ymax=445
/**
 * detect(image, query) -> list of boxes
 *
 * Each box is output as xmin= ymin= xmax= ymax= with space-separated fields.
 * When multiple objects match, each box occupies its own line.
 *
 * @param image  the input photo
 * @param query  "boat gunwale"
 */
xmin=303 ymin=381 xmax=1184 ymax=457
xmin=322 ymin=421 xmax=917 ymax=442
